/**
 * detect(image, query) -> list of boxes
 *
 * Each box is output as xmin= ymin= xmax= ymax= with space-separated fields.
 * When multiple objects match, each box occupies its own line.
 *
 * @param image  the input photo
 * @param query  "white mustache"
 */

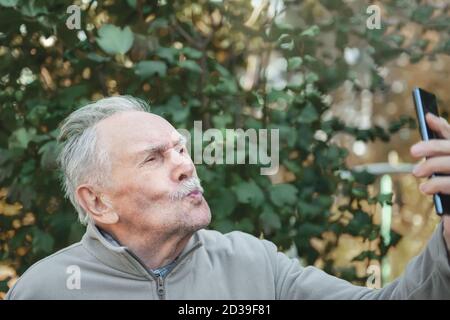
xmin=169 ymin=177 xmax=204 ymax=201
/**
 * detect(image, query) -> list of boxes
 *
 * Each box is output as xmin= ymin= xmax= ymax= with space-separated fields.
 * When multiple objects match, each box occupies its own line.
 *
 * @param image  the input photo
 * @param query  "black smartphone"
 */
xmin=412 ymin=87 xmax=450 ymax=215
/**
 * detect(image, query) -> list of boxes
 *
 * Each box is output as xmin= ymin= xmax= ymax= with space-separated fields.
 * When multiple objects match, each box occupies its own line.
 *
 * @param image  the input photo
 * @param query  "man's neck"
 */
xmin=100 ymin=226 xmax=193 ymax=270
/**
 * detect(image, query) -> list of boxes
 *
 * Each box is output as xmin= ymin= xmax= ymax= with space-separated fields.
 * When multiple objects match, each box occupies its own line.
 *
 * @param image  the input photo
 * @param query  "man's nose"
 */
xmin=169 ymin=149 xmax=194 ymax=182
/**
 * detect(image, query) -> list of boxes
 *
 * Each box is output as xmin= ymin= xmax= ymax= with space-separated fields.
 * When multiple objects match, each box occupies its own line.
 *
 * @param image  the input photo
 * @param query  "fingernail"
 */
xmin=412 ymin=165 xmax=420 ymax=175
xmin=411 ymin=144 xmax=423 ymax=155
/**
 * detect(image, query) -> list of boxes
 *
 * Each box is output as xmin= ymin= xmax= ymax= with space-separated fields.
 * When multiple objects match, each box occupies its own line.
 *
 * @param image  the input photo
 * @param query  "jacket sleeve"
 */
xmin=263 ymin=221 xmax=450 ymax=299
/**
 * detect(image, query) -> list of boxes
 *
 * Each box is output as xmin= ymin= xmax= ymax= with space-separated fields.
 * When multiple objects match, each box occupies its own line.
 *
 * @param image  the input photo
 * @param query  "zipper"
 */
xmin=165 ymin=242 xmax=202 ymax=276
xmin=156 ymin=274 xmax=165 ymax=300
xmin=124 ymin=241 xmax=202 ymax=300
xmin=153 ymin=242 xmax=201 ymax=300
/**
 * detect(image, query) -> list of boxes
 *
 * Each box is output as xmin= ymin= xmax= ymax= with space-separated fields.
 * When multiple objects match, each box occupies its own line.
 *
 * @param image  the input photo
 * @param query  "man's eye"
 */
xmin=146 ymin=157 xmax=156 ymax=162
xmin=179 ymin=146 xmax=184 ymax=154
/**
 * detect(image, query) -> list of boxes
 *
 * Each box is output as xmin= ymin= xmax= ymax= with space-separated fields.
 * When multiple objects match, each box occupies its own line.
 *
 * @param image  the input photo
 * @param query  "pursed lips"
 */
xmin=187 ymin=189 xmax=203 ymax=200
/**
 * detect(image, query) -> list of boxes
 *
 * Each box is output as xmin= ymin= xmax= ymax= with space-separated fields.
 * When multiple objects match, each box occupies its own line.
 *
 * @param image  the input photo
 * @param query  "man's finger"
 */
xmin=419 ymin=176 xmax=450 ymax=195
xmin=410 ymin=139 xmax=450 ymax=158
xmin=426 ymin=113 xmax=450 ymax=139
xmin=413 ymin=156 xmax=450 ymax=177
xmin=443 ymin=216 xmax=450 ymax=250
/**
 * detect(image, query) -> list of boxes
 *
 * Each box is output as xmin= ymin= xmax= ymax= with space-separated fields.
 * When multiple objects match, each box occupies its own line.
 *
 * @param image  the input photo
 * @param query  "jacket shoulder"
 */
xmin=197 ymin=229 xmax=277 ymax=261
xmin=5 ymin=242 xmax=87 ymax=299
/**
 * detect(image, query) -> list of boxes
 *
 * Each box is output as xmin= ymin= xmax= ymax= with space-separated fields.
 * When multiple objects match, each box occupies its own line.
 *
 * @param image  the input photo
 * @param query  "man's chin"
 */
xmin=199 ymin=203 xmax=212 ymax=222
xmin=174 ymin=197 xmax=211 ymax=230
xmin=191 ymin=202 xmax=212 ymax=229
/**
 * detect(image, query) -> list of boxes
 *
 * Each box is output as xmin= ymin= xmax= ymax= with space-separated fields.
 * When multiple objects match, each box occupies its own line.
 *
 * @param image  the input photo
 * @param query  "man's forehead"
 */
xmin=97 ymin=111 xmax=178 ymax=153
xmin=99 ymin=111 xmax=173 ymax=136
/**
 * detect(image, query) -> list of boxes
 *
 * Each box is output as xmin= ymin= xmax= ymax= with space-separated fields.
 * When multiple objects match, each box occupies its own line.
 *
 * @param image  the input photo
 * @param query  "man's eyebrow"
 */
xmin=135 ymin=136 xmax=186 ymax=160
xmin=176 ymin=135 xmax=187 ymax=146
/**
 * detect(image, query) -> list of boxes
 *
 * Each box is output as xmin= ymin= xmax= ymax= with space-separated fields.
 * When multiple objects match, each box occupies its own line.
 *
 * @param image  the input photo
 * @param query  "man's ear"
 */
xmin=76 ymin=185 xmax=119 ymax=225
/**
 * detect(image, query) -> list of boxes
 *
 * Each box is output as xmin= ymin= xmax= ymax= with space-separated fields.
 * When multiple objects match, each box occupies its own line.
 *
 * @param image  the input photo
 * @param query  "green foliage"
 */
xmin=135 ymin=61 xmax=167 ymax=78
xmin=269 ymin=184 xmax=298 ymax=207
xmin=0 ymin=0 xmax=448 ymax=292
xmin=96 ymin=25 xmax=134 ymax=55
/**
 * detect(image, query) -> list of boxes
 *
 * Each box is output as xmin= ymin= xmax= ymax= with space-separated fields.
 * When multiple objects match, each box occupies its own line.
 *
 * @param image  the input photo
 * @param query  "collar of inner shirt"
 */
xmin=98 ymin=227 xmax=178 ymax=278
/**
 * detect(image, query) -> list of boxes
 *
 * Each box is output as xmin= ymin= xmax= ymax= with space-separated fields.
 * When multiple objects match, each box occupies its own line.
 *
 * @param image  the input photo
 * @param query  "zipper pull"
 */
xmin=156 ymin=275 xmax=165 ymax=299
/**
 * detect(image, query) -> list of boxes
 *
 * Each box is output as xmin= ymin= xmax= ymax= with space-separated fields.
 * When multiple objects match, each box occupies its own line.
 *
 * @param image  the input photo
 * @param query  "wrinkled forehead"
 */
xmin=96 ymin=111 xmax=180 ymax=162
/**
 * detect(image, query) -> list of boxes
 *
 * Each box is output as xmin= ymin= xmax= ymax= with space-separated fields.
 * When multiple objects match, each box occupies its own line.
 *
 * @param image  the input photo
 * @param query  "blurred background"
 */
xmin=0 ymin=0 xmax=449 ymax=298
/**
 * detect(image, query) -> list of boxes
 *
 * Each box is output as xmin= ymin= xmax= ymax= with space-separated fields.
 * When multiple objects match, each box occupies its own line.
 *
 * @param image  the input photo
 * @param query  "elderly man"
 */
xmin=5 ymin=96 xmax=450 ymax=299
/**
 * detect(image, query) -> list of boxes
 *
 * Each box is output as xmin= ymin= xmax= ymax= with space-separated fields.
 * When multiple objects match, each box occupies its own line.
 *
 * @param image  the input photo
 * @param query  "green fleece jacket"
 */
xmin=5 ymin=221 xmax=450 ymax=299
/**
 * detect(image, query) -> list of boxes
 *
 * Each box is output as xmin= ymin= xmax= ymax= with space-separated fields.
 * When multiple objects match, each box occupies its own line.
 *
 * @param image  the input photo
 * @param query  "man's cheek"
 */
xmin=137 ymin=185 xmax=169 ymax=204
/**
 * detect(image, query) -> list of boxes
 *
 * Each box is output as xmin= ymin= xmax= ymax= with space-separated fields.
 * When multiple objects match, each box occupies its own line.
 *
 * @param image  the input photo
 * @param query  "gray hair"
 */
xmin=57 ymin=95 xmax=150 ymax=225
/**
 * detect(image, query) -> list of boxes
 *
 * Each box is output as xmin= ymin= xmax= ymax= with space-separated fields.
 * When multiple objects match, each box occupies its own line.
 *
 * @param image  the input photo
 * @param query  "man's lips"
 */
xmin=187 ymin=190 xmax=202 ymax=200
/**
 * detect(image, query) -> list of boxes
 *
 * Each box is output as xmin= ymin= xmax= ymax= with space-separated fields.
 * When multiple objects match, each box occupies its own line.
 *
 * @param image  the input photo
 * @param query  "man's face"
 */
xmin=96 ymin=111 xmax=211 ymax=237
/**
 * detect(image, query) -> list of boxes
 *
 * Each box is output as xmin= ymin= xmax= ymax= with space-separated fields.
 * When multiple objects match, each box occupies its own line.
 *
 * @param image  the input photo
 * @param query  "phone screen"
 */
xmin=413 ymin=87 xmax=450 ymax=215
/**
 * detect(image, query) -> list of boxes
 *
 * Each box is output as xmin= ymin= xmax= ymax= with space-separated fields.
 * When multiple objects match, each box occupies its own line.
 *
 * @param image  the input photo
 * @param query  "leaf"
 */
xmin=287 ymin=57 xmax=303 ymax=71
xmin=351 ymin=250 xmax=379 ymax=262
xmin=352 ymin=170 xmax=376 ymax=185
xmin=297 ymin=223 xmax=325 ymax=239
xmin=135 ymin=60 xmax=167 ymax=78
xmin=303 ymin=55 xmax=317 ymax=63
xmin=182 ymin=47 xmax=203 ymax=59
xmin=96 ymin=24 xmax=134 ymax=55
xmin=298 ymin=200 xmax=322 ymax=218
xmin=68 ymin=222 xmax=85 ymax=243
xmin=214 ymin=63 xmax=232 ymax=77
xmin=156 ymin=47 xmax=178 ymax=64
xmin=148 ymin=18 xmax=169 ymax=32
xmin=260 ymin=206 xmax=282 ymax=230
xmin=26 ymin=105 xmax=47 ymax=126
xmin=19 ymin=0 xmax=48 ymax=16
xmin=126 ymin=0 xmax=137 ymax=8
xmin=32 ymin=228 xmax=54 ymax=254
xmin=214 ymin=219 xmax=235 ymax=233
xmin=376 ymin=193 xmax=393 ymax=206
xmin=58 ymin=84 xmax=89 ymax=104
xmin=209 ymin=188 xmax=236 ymax=218
xmin=346 ymin=210 xmax=372 ymax=236
xmin=301 ymin=25 xmax=320 ymax=37
xmin=232 ymin=180 xmax=264 ymax=207
xmin=38 ymin=140 xmax=60 ymax=170
xmin=235 ymin=217 xmax=255 ymax=233
xmin=278 ymin=34 xmax=294 ymax=51
xmin=160 ymin=95 xmax=190 ymax=123
xmin=212 ymin=114 xmax=233 ymax=128
xmin=297 ymin=104 xmax=319 ymax=124
xmin=0 ymin=0 xmax=18 ymax=7
xmin=267 ymin=90 xmax=292 ymax=104
xmin=215 ymin=77 xmax=238 ymax=95
xmin=172 ymin=107 xmax=189 ymax=123
xmin=86 ymin=52 xmax=111 ymax=62
xmin=411 ymin=5 xmax=434 ymax=24
xmin=305 ymin=72 xmax=319 ymax=83
xmin=269 ymin=184 xmax=298 ymax=207
xmin=8 ymin=128 xmax=36 ymax=150
xmin=274 ymin=20 xmax=294 ymax=31
xmin=178 ymin=60 xmax=202 ymax=73
xmin=351 ymin=186 xmax=368 ymax=199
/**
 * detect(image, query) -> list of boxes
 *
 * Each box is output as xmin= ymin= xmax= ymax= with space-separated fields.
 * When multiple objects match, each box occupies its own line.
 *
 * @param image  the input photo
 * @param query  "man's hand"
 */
xmin=410 ymin=113 xmax=450 ymax=252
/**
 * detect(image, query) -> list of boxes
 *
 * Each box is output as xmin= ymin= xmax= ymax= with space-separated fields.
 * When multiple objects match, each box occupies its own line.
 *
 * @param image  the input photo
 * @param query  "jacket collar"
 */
xmin=81 ymin=222 xmax=203 ymax=279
